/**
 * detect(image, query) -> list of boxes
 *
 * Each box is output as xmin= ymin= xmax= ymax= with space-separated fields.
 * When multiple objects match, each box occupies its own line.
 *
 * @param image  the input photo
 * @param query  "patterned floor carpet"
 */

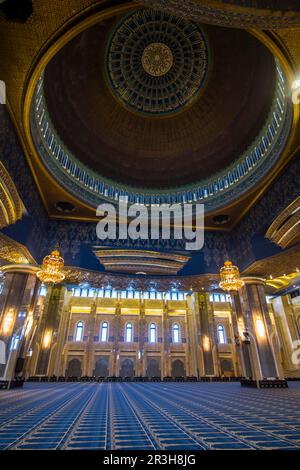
xmin=1 ymin=382 xmax=300 ymax=450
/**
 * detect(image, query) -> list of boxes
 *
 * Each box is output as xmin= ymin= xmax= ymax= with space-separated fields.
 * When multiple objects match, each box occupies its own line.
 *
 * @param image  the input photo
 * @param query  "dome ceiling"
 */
xmin=42 ymin=8 xmax=277 ymax=190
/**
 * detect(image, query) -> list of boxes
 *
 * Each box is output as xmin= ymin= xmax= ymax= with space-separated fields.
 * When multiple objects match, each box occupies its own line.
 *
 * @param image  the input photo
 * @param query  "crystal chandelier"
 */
xmin=219 ymin=260 xmax=244 ymax=292
xmin=36 ymin=250 xmax=65 ymax=284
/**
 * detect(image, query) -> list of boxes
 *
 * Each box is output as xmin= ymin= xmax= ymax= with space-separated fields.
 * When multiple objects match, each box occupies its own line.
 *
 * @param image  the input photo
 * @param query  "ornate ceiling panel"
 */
xmin=243 ymin=246 xmax=300 ymax=280
xmin=93 ymin=248 xmax=190 ymax=274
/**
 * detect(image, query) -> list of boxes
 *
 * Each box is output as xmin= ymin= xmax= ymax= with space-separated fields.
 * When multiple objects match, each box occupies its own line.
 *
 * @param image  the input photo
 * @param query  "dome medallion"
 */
xmin=141 ymin=43 xmax=173 ymax=77
xmin=106 ymin=9 xmax=209 ymax=116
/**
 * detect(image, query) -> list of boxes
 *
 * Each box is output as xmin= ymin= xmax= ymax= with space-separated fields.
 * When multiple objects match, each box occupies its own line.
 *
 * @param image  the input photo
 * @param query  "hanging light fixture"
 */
xmin=36 ymin=250 xmax=65 ymax=284
xmin=219 ymin=260 xmax=244 ymax=292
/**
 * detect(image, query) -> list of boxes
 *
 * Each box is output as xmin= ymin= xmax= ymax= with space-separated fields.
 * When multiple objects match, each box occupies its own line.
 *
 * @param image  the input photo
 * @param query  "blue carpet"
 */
xmin=0 ymin=382 xmax=300 ymax=450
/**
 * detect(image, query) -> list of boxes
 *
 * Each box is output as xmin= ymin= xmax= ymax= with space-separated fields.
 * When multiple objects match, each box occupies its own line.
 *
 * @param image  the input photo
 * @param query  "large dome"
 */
xmin=30 ymin=7 xmax=291 ymax=211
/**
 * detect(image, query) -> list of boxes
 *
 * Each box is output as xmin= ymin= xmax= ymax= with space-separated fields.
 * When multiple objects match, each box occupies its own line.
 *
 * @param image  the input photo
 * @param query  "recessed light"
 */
xmin=213 ymin=214 xmax=231 ymax=225
xmin=55 ymin=201 xmax=75 ymax=213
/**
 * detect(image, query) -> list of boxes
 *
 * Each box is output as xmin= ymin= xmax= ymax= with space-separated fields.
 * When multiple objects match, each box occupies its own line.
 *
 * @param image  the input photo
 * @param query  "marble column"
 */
xmin=191 ymin=292 xmax=204 ymax=376
xmin=231 ymin=292 xmax=251 ymax=378
xmin=162 ymin=299 xmax=171 ymax=377
xmin=137 ymin=299 xmax=145 ymax=376
xmin=35 ymin=285 xmax=67 ymax=376
xmin=53 ymin=291 xmax=72 ymax=377
xmin=0 ymin=271 xmax=39 ymax=381
xmin=186 ymin=294 xmax=200 ymax=378
xmin=270 ymin=295 xmax=299 ymax=373
xmin=238 ymin=279 xmax=282 ymax=380
xmin=112 ymin=301 xmax=121 ymax=376
xmin=85 ymin=298 xmax=97 ymax=376
xmin=198 ymin=293 xmax=218 ymax=376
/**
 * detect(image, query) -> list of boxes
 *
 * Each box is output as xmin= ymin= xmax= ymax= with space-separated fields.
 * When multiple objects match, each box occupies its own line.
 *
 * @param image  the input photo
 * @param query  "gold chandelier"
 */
xmin=37 ymin=250 xmax=65 ymax=284
xmin=219 ymin=260 xmax=244 ymax=292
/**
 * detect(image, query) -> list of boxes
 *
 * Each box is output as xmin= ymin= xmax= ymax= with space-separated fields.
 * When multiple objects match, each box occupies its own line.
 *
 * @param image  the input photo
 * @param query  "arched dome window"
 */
xmin=100 ymin=321 xmax=109 ymax=342
xmin=149 ymin=323 xmax=157 ymax=343
xmin=172 ymin=323 xmax=180 ymax=344
xmin=75 ymin=321 xmax=84 ymax=342
xmin=218 ymin=324 xmax=226 ymax=344
xmin=125 ymin=322 xmax=133 ymax=343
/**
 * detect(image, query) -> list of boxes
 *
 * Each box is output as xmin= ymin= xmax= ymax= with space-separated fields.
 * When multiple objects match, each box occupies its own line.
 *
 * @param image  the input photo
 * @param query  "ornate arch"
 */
xmin=0 ymin=162 xmax=24 ymax=229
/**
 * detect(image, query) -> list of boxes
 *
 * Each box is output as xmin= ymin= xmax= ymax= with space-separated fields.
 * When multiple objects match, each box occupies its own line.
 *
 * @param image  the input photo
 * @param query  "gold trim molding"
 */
xmin=266 ymin=197 xmax=300 ymax=249
xmin=0 ymin=162 xmax=24 ymax=229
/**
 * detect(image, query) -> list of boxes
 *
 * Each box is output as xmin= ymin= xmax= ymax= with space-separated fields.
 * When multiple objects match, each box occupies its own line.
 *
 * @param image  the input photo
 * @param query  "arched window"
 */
xmin=125 ymin=322 xmax=133 ymax=343
xmin=149 ymin=323 xmax=157 ymax=343
xmin=75 ymin=321 xmax=84 ymax=342
xmin=172 ymin=323 xmax=180 ymax=344
xmin=10 ymin=334 xmax=20 ymax=351
xmin=217 ymin=324 xmax=226 ymax=344
xmin=100 ymin=321 xmax=108 ymax=342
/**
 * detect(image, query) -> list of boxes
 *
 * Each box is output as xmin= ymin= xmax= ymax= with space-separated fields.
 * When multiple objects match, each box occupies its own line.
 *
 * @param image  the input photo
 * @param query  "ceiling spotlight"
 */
xmin=213 ymin=214 xmax=231 ymax=225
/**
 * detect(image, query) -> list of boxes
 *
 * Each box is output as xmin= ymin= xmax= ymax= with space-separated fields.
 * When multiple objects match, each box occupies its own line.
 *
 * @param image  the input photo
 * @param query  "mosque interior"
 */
xmin=0 ymin=0 xmax=300 ymax=452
